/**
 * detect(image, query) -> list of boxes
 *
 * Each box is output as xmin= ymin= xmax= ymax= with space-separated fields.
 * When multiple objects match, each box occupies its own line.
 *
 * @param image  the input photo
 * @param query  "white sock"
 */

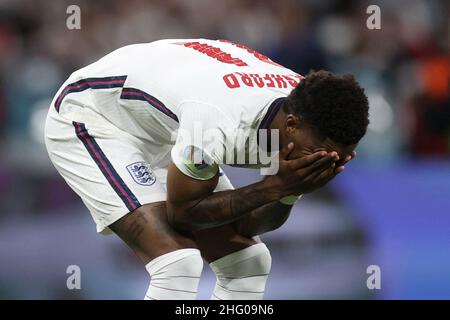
xmin=144 ymin=248 xmax=203 ymax=300
xmin=210 ymin=243 xmax=272 ymax=300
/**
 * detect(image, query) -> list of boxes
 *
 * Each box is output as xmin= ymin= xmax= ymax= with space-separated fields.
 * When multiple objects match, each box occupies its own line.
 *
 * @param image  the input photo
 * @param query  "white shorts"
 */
xmin=44 ymin=95 xmax=234 ymax=234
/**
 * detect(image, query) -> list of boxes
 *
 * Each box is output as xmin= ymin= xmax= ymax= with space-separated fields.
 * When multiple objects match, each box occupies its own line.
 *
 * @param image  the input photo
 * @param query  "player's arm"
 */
xmin=166 ymin=143 xmax=339 ymax=232
xmin=166 ymin=160 xmax=283 ymax=231
xmin=233 ymin=152 xmax=356 ymax=237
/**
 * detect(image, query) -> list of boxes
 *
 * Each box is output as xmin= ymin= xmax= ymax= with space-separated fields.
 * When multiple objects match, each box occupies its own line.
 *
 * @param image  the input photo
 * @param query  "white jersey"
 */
xmin=53 ymin=39 xmax=302 ymax=180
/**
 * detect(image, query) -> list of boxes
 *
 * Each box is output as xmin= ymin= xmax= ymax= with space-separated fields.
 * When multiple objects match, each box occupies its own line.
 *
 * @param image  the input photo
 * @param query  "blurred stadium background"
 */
xmin=0 ymin=0 xmax=449 ymax=299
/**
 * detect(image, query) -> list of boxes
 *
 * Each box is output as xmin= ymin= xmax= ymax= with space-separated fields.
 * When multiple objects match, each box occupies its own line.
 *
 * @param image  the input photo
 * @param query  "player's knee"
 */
xmin=145 ymin=248 xmax=203 ymax=300
xmin=234 ymin=213 xmax=290 ymax=238
xmin=210 ymin=243 xmax=272 ymax=299
xmin=265 ymin=212 xmax=290 ymax=233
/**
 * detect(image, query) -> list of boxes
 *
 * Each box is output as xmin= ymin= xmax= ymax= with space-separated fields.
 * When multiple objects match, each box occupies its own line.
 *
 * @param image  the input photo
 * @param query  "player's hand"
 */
xmin=265 ymin=142 xmax=343 ymax=197
xmin=334 ymin=150 xmax=356 ymax=173
xmin=310 ymin=150 xmax=357 ymax=189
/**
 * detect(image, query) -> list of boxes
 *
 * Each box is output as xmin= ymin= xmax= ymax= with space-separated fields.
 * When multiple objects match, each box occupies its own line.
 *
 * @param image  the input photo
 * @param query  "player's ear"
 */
xmin=285 ymin=114 xmax=300 ymax=136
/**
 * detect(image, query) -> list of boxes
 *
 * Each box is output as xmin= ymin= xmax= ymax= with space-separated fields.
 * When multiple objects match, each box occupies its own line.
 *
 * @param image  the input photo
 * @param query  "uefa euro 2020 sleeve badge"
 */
xmin=126 ymin=161 xmax=156 ymax=186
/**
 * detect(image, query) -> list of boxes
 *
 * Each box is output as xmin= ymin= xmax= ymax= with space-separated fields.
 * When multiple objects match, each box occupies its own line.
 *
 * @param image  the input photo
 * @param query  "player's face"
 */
xmin=288 ymin=124 xmax=357 ymax=166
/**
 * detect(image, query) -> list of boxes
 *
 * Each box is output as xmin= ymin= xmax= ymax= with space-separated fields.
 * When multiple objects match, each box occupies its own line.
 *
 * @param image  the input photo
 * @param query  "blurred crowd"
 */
xmin=0 ymin=0 xmax=448 ymax=226
xmin=0 ymin=0 xmax=449 ymax=299
xmin=0 ymin=0 xmax=448 ymax=154
xmin=0 ymin=0 xmax=448 ymax=217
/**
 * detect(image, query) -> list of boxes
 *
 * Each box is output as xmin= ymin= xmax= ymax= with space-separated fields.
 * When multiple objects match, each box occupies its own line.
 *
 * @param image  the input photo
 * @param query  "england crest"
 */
xmin=126 ymin=161 xmax=156 ymax=186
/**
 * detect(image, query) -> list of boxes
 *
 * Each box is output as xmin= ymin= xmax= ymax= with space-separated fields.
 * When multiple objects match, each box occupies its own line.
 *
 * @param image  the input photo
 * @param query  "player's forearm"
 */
xmin=168 ymin=179 xmax=282 ymax=231
xmin=232 ymin=201 xmax=293 ymax=237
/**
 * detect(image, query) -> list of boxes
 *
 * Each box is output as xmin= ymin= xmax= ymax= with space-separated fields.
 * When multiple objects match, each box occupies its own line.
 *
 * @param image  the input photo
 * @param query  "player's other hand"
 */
xmin=334 ymin=150 xmax=356 ymax=174
xmin=265 ymin=143 xmax=354 ymax=197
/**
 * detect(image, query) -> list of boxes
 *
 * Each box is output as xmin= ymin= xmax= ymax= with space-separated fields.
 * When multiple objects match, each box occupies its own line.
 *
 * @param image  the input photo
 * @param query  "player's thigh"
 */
xmin=193 ymin=223 xmax=259 ymax=263
xmin=45 ymin=106 xmax=196 ymax=263
xmin=190 ymin=171 xmax=259 ymax=263
xmin=45 ymin=112 xmax=161 ymax=231
xmin=110 ymin=202 xmax=197 ymax=264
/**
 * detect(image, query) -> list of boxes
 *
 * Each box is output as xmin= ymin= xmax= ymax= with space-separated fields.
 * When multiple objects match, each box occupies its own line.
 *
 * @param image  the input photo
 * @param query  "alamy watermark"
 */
xmin=66 ymin=5 xmax=81 ymax=30
xmin=366 ymin=264 xmax=381 ymax=290
xmin=170 ymin=122 xmax=281 ymax=175
xmin=66 ymin=265 xmax=81 ymax=290
xmin=366 ymin=5 xmax=381 ymax=30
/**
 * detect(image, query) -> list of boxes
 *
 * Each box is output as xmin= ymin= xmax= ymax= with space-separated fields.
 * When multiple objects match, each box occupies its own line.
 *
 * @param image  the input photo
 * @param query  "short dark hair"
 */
xmin=284 ymin=70 xmax=369 ymax=145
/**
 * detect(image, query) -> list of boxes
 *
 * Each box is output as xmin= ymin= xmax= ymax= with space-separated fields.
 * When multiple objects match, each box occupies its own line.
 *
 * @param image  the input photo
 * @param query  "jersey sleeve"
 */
xmin=171 ymin=101 xmax=231 ymax=180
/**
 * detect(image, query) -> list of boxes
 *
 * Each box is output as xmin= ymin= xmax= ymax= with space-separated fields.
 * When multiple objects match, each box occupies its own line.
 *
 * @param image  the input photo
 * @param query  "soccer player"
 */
xmin=44 ymin=39 xmax=369 ymax=300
